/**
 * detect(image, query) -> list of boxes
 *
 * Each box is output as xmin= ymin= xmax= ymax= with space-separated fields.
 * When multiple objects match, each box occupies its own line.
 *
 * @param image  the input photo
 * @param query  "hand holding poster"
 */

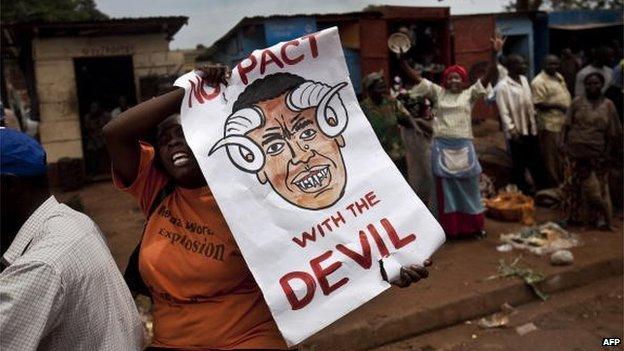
xmin=174 ymin=27 xmax=445 ymax=346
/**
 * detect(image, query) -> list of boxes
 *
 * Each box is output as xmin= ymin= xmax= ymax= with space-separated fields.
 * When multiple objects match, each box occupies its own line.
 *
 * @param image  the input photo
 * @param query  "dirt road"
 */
xmin=55 ymin=180 xmax=144 ymax=270
xmin=373 ymin=276 xmax=623 ymax=351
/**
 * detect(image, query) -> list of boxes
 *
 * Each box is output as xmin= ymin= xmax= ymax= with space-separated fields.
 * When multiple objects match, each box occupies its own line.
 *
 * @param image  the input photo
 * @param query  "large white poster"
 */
xmin=175 ymin=27 xmax=444 ymax=346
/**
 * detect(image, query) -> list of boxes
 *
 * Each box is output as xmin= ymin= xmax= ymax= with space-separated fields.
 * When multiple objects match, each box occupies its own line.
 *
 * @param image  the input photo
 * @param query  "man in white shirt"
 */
xmin=0 ymin=128 xmax=143 ymax=351
xmin=495 ymin=55 xmax=549 ymax=195
xmin=574 ymin=46 xmax=613 ymax=96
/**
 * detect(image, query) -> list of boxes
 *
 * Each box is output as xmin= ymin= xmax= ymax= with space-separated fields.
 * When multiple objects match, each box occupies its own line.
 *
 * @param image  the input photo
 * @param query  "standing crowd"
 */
xmin=361 ymin=42 xmax=623 ymax=237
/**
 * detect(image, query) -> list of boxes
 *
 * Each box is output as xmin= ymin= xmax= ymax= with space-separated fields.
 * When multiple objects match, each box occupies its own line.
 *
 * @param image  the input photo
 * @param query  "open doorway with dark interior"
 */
xmin=388 ymin=21 xmax=448 ymax=90
xmin=74 ymin=56 xmax=136 ymax=179
xmin=502 ymin=34 xmax=531 ymax=75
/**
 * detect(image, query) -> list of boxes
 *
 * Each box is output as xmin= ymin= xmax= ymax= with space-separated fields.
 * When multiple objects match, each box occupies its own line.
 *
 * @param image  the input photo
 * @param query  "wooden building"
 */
xmin=1 ymin=17 xmax=187 ymax=183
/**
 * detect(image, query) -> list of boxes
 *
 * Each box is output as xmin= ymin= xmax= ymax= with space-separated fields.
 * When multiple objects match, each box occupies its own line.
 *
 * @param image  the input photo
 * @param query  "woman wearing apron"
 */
xmin=400 ymin=35 xmax=504 ymax=239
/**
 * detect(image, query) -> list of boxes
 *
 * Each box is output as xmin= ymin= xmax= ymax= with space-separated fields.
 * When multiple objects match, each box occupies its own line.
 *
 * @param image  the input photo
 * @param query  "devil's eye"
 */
xmin=300 ymin=129 xmax=317 ymax=141
xmin=266 ymin=142 xmax=285 ymax=156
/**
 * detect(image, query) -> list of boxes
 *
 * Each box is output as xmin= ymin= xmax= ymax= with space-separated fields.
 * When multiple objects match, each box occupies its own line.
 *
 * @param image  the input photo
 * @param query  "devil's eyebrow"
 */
xmin=293 ymin=118 xmax=313 ymax=132
xmin=261 ymin=132 xmax=284 ymax=146
xmin=291 ymin=113 xmax=311 ymax=131
xmin=291 ymin=113 xmax=310 ymax=128
xmin=291 ymin=113 xmax=303 ymax=124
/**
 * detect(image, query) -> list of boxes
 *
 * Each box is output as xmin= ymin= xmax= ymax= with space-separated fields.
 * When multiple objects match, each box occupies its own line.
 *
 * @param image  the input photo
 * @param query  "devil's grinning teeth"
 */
xmin=313 ymin=175 xmax=321 ymax=186
xmin=295 ymin=167 xmax=330 ymax=190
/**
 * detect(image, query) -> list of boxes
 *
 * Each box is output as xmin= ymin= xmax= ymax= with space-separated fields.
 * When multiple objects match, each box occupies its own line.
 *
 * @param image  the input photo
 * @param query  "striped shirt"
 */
xmin=409 ymin=79 xmax=488 ymax=139
xmin=0 ymin=196 xmax=143 ymax=351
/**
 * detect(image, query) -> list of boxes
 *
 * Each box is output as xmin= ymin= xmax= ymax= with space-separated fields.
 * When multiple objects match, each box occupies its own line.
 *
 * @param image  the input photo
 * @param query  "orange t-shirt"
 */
xmin=114 ymin=142 xmax=286 ymax=350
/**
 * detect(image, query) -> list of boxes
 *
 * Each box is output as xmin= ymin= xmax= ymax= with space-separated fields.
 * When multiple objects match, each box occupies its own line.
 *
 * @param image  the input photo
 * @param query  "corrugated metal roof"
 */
xmin=205 ymin=10 xmax=380 ymax=54
xmin=548 ymin=9 xmax=623 ymax=26
xmin=550 ymin=21 xmax=623 ymax=30
xmin=237 ymin=11 xmax=377 ymax=25
xmin=203 ymin=5 xmax=450 ymax=58
xmin=2 ymin=16 xmax=188 ymax=27
xmin=2 ymin=16 xmax=188 ymax=40
xmin=1 ymin=16 xmax=188 ymax=58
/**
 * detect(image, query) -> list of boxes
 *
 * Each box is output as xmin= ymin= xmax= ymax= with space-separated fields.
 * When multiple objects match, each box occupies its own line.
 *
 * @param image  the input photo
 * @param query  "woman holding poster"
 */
xmin=400 ymin=35 xmax=505 ymax=239
xmin=103 ymin=64 xmax=431 ymax=350
xmin=105 ymin=66 xmax=289 ymax=350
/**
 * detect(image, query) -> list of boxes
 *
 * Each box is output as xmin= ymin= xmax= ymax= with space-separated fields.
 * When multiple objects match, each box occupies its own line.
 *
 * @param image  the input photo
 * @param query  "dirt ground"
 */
xmin=373 ymin=276 xmax=623 ymax=351
xmin=301 ymin=203 xmax=623 ymax=350
xmin=55 ymin=180 xmax=144 ymax=270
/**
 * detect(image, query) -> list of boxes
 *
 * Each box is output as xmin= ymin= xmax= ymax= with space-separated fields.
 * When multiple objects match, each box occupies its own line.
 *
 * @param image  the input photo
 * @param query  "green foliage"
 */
xmin=1 ymin=0 xmax=108 ymax=22
xmin=497 ymin=256 xmax=549 ymax=301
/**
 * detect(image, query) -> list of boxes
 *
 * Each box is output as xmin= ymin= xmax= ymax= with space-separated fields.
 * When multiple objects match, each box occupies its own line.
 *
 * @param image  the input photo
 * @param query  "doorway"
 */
xmin=502 ymin=34 xmax=532 ymax=76
xmin=74 ymin=56 xmax=136 ymax=178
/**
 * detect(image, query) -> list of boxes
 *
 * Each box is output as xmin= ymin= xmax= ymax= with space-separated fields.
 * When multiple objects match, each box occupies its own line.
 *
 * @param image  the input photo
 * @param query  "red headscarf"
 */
xmin=441 ymin=65 xmax=468 ymax=88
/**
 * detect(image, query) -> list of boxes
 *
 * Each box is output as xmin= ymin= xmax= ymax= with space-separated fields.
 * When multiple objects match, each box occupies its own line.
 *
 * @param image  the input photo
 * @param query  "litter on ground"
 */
xmin=486 ymin=256 xmax=549 ymax=301
xmin=516 ymin=322 xmax=538 ymax=336
xmin=550 ymin=250 xmax=574 ymax=266
xmin=500 ymin=222 xmax=581 ymax=255
xmin=477 ymin=303 xmax=517 ymax=329
xmin=484 ymin=185 xmax=535 ymax=225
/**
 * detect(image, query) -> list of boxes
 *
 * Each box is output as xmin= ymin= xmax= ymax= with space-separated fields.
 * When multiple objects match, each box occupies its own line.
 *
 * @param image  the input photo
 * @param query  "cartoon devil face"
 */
xmin=210 ymin=74 xmax=349 ymax=210
xmin=248 ymin=94 xmax=346 ymax=209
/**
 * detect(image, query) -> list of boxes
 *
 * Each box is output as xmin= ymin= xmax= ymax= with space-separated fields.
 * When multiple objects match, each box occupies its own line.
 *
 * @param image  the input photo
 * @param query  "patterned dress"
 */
xmin=562 ymin=96 xmax=621 ymax=226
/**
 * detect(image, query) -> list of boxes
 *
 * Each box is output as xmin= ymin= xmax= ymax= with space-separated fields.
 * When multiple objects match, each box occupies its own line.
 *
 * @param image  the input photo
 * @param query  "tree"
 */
xmin=506 ymin=0 xmax=544 ymax=11
xmin=506 ymin=0 xmax=623 ymax=11
xmin=1 ymin=0 xmax=108 ymax=22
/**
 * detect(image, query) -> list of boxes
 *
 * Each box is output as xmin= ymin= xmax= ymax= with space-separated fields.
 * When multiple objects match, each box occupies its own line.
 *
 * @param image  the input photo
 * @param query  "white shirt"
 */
xmin=574 ymin=65 xmax=613 ymax=96
xmin=409 ymin=79 xmax=489 ymax=139
xmin=495 ymin=75 xmax=538 ymax=138
xmin=0 ymin=196 xmax=143 ymax=351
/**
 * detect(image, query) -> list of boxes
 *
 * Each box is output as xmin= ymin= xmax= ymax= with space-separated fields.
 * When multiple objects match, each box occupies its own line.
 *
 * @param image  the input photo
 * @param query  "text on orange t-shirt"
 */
xmin=114 ymin=142 xmax=286 ymax=350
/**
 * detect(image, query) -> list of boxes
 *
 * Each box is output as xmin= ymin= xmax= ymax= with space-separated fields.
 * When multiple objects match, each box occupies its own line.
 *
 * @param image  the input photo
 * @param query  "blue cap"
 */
xmin=0 ymin=128 xmax=47 ymax=176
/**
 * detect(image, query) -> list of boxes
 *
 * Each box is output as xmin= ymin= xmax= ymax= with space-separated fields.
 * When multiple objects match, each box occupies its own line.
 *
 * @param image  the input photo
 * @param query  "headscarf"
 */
xmin=441 ymin=65 xmax=468 ymax=88
xmin=362 ymin=71 xmax=384 ymax=91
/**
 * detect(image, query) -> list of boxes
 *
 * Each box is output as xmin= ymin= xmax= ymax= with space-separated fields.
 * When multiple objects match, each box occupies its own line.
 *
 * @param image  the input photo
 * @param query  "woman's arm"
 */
xmin=534 ymin=102 xmax=568 ymax=113
xmin=399 ymin=53 xmax=423 ymax=85
xmin=480 ymin=34 xmax=505 ymax=87
xmin=604 ymin=100 xmax=623 ymax=157
xmin=562 ymin=98 xmax=577 ymax=146
xmin=103 ymin=65 xmax=228 ymax=185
